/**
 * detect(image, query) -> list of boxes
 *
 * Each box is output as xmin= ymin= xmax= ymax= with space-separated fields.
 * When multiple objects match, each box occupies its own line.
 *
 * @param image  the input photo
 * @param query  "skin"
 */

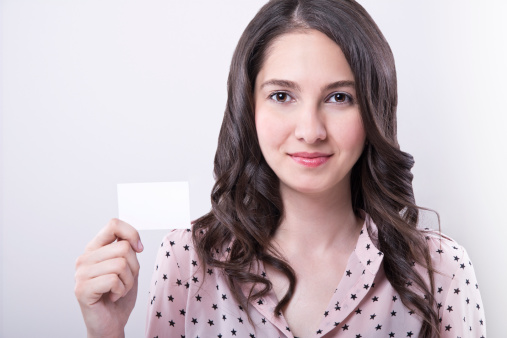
xmin=74 ymin=219 xmax=143 ymax=338
xmin=254 ymin=29 xmax=366 ymax=337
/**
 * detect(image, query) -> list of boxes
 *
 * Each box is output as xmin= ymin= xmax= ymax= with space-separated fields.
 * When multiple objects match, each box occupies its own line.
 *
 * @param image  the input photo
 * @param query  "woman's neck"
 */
xmin=273 ymin=183 xmax=363 ymax=257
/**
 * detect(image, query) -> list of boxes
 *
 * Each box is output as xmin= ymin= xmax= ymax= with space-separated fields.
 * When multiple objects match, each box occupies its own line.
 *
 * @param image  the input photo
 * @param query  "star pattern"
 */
xmin=145 ymin=217 xmax=486 ymax=337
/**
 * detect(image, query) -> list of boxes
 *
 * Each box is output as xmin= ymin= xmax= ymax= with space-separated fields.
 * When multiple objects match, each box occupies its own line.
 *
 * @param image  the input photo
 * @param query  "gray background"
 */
xmin=1 ymin=0 xmax=506 ymax=337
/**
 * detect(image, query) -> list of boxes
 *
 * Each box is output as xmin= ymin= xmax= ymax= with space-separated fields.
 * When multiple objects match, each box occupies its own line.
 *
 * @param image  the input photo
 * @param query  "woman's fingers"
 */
xmin=78 ymin=240 xmax=140 ymax=277
xmin=75 ymin=273 xmax=126 ymax=306
xmin=76 ymin=257 xmax=135 ymax=296
xmin=85 ymin=218 xmax=143 ymax=253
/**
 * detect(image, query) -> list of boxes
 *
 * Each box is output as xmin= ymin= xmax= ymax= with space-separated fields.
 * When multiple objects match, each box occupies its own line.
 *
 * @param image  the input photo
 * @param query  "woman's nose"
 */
xmin=294 ymin=105 xmax=327 ymax=144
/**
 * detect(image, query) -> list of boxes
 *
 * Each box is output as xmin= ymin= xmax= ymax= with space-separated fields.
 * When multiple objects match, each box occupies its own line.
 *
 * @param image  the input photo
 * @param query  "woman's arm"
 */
xmin=145 ymin=230 xmax=189 ymax=337
xmin=440 ymin=246 xmax=486 ymax=337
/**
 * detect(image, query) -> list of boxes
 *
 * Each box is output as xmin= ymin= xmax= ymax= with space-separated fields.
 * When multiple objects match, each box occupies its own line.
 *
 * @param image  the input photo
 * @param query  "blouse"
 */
xmin=145 ymin=215 xmax=486 ymax=337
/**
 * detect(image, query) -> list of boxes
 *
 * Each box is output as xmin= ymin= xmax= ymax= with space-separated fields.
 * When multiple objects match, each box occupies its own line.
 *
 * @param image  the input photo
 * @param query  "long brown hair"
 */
xmin=192 ymin=0 xmax=440 ymax=336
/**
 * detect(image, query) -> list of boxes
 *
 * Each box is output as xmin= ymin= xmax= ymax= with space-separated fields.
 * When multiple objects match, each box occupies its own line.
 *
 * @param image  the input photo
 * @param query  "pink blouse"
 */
xmin=145 ymin=216 xmax=486 ymax=337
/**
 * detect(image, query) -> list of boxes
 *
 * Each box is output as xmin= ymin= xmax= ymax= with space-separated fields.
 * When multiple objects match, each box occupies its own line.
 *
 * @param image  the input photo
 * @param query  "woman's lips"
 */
xmin=289 ymin=152 xmax=332 ymax=167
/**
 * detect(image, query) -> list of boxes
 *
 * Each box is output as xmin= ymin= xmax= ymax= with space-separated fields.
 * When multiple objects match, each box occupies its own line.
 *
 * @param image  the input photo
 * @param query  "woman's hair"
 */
xmin=192 ymin=0 xmax=440 ymax=336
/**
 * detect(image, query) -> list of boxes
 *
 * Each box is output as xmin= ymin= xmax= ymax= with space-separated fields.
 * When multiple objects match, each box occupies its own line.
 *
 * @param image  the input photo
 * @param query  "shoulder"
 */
xmin=158 ymin=228 xmax=199 ymax=276
xmin=423 ymin=230 xmax=468 ymax=278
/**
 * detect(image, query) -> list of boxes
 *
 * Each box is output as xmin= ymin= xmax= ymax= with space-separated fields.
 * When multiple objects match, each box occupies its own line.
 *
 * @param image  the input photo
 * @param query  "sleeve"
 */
xmin=145 ymin=231 xmax=188 ymax=337
xmin=440 ymin=246 xmax=486 ymax=338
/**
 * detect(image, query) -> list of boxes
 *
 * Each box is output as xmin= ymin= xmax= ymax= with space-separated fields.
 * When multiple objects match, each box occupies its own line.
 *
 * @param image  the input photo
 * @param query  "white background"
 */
xmin=1 ymin=0 xmax=505 ymax=336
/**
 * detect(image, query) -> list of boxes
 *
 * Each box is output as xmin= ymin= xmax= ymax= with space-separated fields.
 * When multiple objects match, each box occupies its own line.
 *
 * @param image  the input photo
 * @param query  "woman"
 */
xmin=75 ymin=0 xmax=486 ymax=337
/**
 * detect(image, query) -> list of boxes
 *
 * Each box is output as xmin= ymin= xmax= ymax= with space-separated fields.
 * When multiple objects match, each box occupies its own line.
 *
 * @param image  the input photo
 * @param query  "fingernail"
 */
xmin=137 ymin=239 xmax=144 ymax=252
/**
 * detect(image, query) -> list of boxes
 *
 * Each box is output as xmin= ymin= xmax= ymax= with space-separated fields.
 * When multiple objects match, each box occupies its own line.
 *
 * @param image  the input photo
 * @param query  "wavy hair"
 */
xmin=192 ymin=0 xmax=440 ymax=336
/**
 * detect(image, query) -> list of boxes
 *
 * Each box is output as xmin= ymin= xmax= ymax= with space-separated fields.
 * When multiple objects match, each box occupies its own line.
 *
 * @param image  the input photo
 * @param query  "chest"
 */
xmin=266 ymin=254 xmax=349 ymax=337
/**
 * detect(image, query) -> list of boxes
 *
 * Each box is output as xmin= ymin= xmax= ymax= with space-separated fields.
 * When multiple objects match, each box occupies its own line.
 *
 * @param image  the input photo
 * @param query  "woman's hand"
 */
xmin=74 ymin=218 xmax=144 ymax=338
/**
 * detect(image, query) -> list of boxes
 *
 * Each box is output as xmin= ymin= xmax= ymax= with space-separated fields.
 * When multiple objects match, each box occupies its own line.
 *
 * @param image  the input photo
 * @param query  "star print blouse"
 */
xmin=145 ymin=215 xmax=486 ymax=337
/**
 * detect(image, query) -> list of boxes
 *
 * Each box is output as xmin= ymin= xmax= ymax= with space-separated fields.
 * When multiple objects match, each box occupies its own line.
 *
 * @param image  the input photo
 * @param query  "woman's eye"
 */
xmin=327 ymin=93 xmax=352 ymax=104
xmin=270 ymin=92 xmax=292 ymax=103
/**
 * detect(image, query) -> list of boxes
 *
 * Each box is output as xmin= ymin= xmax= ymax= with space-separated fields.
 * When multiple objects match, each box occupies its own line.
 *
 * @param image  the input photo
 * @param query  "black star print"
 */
xmin=466 ymin=279 xmax=470 ymax=285
xmin=375 ymin=324 xmax=382 ymax=330
xmin=192 ymin=260 xmax=198 ymax=267
xmin=218 ymin=335 xmax=222 ymax=338
xmin=165 ymin=251 xmax=170 ymax=258
xmin=261 ymin=318 xmax=266 ymax=324
xmin=447 ymin=305 xmax=453 ymax=312
xmin=183 ymin=245 xmax=189 ymax=251
xmin=168 ymin=295 xmax=174 ymax=302
xmin=176 ymin=279 xmax=182 ymax=286
xmin=238 ymin=317 xmax=243 ymax=324
xmin=346 ymin=270 xmax=352 ymax=277
xmin=195 ymin=294 xmax=202 ymax=302
xmin=184 ymin=282 xmax=189 ymax=289
xmin=392 ymin=296 xmax=397 ymax=302
xmin=261 ymin=271 xmax=266 ymax=278
xmin=222 ymin=314 xmax=227 ymax=321
xmin=406 ymin=280 xmax=413 ymax=287
xmin=222 ymin=294 xmax=227 ymax=300
xmin=334 ymin=322 xmax=340 ymax=327
xmin=238 ymin=305 xmax=244 ymax=311
xmin=370 ymin=314 xmax=376 ymax=320
xmin=163 ymin=274 xmax=168 ymax=281
xmin=453 ymin=255 xmax=459 ymax=261
xmin=324 ymin=311 xmax=329 ymax=317
xmin=342 ymin=324 xmax=349 ymax=331
xmin=250 ymin=334 xmax=255 ymax=338
xmin=364 ymin=284 xmax=370 ymax=290
xmin=460 ymin=263 xmax=465 ymax=269
xmin=335 ymin=301 xmax=341 ymax=311
xmin=356 ymin=335 xmax=362 ymax=338
xmin=212 ymin=304 xmax=218 ymax=310
xmin=231 ymin=329 xmax=236 ymax=336
xmin=480 ymin=319 xmax=484 ymax=325
xmin=169 ymin=240 xmax=175 ymax=246
xmin=407 ymin=331 xmax=413 ymax=337
xmin=367 ymin=259 xmax=372 ymax=265
xmin=466 ymin=298 xmax=470 ymax=304
xmin=156 ymin=312 xmax=161 ymax=318
xmin=179 ymin=309 xmax=186 ymax=316
xmin=257 ymin=299 xmax=263 ymax=305
xmin=168 ymin=320 xmax=175 ymax=327
xmin=192 ymin=276 xmax=199 ymax=283
xmin=391 ymin=311 xmax=396 ymax=316
xmin=436 ymin=249 xmax=443 ymax=254
xmin=437 ymin=287 xmax=443 ymax=293
xmin=366 ymin=244 xmax=370 ymax=249
xmin=454 ymin=288 xmax=460 ymax=294
xmin=208 ymin=320 xmax=214 ymax=326
xmin=207 ymin=269 xmax=213 ymax=275
xmin=377 ymin=251 xmax=383 ymax=256
xmin=445 ymin=324 xmax=452 ymax=331
xmin=389 ymin=333 xmax=395 ymax=337
xmin=316 ymin=329 xmax=322 ymax=334
xmin=476 ymin=303 xmax=481 ymax=310
xmin=409 ymin=310 xmax=415 ymax=315
xmin=351 ymin=294 xmax=357 ymax=300
xmin=355 ymin=308 xmax=362 ymax=314
xmin=191 ymin=318 xmax=198 ymax=325
xmin=372 ymin=296 xmax=379 ymax=302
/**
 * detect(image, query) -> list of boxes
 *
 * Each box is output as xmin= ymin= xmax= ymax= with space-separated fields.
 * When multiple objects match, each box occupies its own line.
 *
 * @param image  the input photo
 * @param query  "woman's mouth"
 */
xmin=289 ymin=152 xmax=332 ymax=167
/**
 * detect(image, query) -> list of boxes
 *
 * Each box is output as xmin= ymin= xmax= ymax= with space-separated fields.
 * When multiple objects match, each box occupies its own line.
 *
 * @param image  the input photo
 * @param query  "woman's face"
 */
xmin=254 ymin=29 xmax=366 ymax=197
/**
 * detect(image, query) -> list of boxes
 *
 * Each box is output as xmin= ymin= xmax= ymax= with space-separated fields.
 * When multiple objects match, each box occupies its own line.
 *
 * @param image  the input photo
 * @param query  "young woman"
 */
xmin=75 ymin=0 xmax=486 ymax=337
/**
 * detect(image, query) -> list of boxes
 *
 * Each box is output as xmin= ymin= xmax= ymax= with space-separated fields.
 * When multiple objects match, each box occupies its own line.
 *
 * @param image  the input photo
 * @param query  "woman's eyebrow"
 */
xmin=260 ymin=79 xmax=301 ymax=92
xmin=323 ymin=80 xmax=355 ymax=91
xmin=260 ymin=79 xmax=355 ymax=92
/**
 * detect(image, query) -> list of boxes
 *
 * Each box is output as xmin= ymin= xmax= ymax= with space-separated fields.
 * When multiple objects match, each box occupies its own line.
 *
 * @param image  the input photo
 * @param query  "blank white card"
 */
xmin=117 ymin=182 xmax=191 ymax=230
